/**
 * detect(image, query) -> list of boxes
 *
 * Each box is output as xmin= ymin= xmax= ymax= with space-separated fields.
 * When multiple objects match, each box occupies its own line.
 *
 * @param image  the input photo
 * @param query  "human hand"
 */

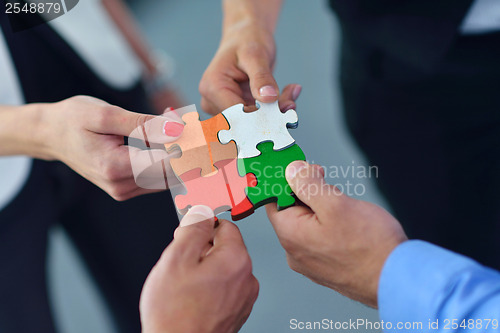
xmin=266 ymin=162 xmax=408 ymax=307
xmin=199 ymin=19 xmax=302 ymax=114
xmin=140 ymin=206 xmax=259 ymax=333
xmin=38 ymin=95 xmax=184 ymax=200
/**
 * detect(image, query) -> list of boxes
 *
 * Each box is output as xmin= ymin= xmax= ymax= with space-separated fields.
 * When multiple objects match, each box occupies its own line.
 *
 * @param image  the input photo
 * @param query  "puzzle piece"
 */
xmin=165 ymin=112 xmax=238 ymax=177
xmin=218 ymin=101 xmax=299 ymax=159
xmin=164 ymin=112 xmax=212 ymax=176
xmin=202 ymin=113 xmax=238 ymax=169
xmin=238 ymin=142 xmax=306 ymax=210
xmin=165 ymin=112 xmax=206 ymax=153
xmin=175 ymin=159 xmax=257 ymax=221
xmin=169 ymin=145 xmax=215 ymax=177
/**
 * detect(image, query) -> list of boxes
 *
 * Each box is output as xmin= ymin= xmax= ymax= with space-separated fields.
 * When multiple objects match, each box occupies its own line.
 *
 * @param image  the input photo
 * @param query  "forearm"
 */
xmin=222 ymin=0 xmax=283 ymax=35
xmin=0 ymin=104 xmax=50 ymax=159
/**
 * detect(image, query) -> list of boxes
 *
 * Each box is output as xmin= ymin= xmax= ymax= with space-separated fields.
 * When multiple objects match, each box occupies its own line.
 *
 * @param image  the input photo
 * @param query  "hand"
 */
xmin=266 ymin=162 xmax=408 ymax=307
xmin=140 ymin=206 xmax=259 ymax=333
xmin=199 ymin=20 xmax=302 ymax=114
xmin=39 ymin=95 xmax=184 ymax=200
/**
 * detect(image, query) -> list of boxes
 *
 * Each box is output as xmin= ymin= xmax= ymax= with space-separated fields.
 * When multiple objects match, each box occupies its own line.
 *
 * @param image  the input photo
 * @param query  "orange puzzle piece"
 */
xmin=165 ymin=112 xmax=238 ymax=177
xmin=202 ymin=113 xmax=237 ymax=167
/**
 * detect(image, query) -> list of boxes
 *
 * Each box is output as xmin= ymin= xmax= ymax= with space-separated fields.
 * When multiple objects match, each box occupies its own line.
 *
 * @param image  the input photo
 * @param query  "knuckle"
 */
xmin=280 ymin=237 xmax=295 ymax=252
xmin=289 ymin=262 xmax=299 ymax=273
xmin=287 ymin=257 xmax=301 ymax=273
xmin=67 ymin=95 xmax=83 ymax=103
xmin=252 ymin=277 xmax=260 ymax=296
xmin=252 ymin=70 xmax=273 ymax=82
xmin=198 ymin=78 xmax=209 ymax=96
xmin=200 ymin=99 xmax=213 ymax=114
xmin=282 ymin=237 xmax=305 ymax=262
xmin=94 ymin=107 xmax=114 ymax=129
xmin=227 ymin=249 xmax=252 ymax=275
xmin=279 ymin=233 xmax=301 ymax=254
xmin=240 ymin=253 xmax=253 ymax=273
xmin=190 ymin=220 xmax=214 ymax=234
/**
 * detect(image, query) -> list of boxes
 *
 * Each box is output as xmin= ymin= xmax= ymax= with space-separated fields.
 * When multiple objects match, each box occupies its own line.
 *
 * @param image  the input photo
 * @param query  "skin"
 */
xmin=139 ymin=164 xmax=408 ymax=332
xmin=200 ymin=0 xmax=408 ymax=307
xmin=266 ymin=161 xmax=408 ymax=307
xmin=140 ymin=1 xmax=410 ymax=330
xmin=140 ymin=206 xmax=259 ymax=333
xmin=199 ymin=0 xmax=300 ymax=115
xmin=1 ymin=0 xmax=185 ymax=199
xmin=0 ymin=96 xmax=183 ymax=200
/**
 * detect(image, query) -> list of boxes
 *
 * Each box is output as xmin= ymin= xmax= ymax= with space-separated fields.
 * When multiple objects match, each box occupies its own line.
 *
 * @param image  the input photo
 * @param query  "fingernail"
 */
xmin=181 ymin=205 xmax=215 ymax=227
xmin=163 ymin=121 xmax=184 ymax=137
xmin=292 ymin=85 xmax=302 ymax=101
xmin=286 ymin=162 xmax=308 ymax=180
xmin=259 ymin=85 xmax=278 ymax=97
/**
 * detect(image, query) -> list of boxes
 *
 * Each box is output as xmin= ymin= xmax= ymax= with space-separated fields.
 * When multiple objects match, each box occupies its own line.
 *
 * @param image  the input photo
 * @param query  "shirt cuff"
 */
xmin=378 ymin=240 xmax=496 ymax=330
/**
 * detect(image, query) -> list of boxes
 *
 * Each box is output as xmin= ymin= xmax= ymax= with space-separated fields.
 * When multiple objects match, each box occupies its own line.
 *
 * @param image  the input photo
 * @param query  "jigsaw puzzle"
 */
xmin=175 ymin=159 xmax=257 ymax=221
xmin=164 ymin=100 xmax=306 ymax=221
xmin=218 ymin=101 xmax=299 ymax=159
xmin=238 ymin=142 xmax=306 ymax=210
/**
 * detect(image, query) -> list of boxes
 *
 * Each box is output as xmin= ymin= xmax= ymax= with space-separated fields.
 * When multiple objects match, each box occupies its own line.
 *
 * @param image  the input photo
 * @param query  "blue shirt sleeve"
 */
xmin=378 ymin=240 xmax=500 ymax=332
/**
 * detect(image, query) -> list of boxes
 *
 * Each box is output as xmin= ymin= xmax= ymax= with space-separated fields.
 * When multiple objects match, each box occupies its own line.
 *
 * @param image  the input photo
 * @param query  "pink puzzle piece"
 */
xmin=175 ymin=159 xmax=256 ymax=221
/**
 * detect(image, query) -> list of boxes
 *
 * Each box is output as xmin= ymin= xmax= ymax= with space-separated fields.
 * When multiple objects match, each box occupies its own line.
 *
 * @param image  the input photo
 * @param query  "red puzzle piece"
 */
xmin=175 ymin=159 xmax=256 ymax=221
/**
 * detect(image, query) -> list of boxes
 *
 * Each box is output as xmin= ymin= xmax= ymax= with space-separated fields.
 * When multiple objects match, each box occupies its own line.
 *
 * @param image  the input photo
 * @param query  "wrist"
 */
xmin=0 ymin=103 xmax=53 ymax=159
xmin=24 ymin=102 xmax=56 ymax=160
xmin=222 ymin=0 xmax=281 ymax=36
xmin=371 ymin=238 xmax=408 ymax=308
xmin=222 ymin=16 xmax=265 ymax=41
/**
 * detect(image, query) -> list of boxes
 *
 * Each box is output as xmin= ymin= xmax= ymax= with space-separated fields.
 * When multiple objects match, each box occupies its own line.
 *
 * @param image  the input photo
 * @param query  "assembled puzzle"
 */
xmin=165 ymin=100 xmax=306 ymax=221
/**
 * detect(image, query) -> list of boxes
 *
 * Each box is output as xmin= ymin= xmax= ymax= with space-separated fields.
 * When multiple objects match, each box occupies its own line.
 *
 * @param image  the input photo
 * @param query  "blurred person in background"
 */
xmin=0 ymin=0 xmax=184 ymax=332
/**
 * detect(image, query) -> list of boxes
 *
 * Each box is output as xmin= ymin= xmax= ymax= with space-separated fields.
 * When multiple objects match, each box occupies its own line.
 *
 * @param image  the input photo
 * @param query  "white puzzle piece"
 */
xmin=218 ymin=101 xmax=298 ymax=159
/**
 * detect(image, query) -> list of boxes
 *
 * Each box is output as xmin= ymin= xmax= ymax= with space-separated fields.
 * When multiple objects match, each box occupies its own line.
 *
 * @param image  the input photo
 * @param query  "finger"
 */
xmin=238 ymin=50 xmax=279 ymax=103
xmin=279 ymin=84 xmax=302 ymax=111
xmin=201 ymin=76 xmax=246 ymax=114
xmin=209 ymin=219 xmax=247 ymax=253
xmin=112 ymin=182 xmax=165 ymax=201
xmin=285 ymin=161 xmax=341 ymax=215
xmin=265 ymin=202 xmax=314 ymax=243
xmin=91 ymin=106 xmax=184 ymax=143
xmin=171 ymin=206 xmax=216 ymax=262
xmin=127 ymin=146 xmax=172 ymax=190
xmin=200 ymin=60 xmax=247 ymax=113
xmin=131 ymin=111 xmax=184 ymax=144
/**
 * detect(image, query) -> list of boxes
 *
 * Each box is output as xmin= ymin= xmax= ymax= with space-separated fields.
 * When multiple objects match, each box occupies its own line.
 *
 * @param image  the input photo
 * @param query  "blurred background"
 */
xmin=47 ymin=1 xmax=388 ymax=332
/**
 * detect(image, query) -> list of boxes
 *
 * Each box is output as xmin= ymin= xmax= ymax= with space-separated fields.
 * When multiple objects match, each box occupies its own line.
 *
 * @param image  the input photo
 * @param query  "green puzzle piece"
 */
xmin=238 ymin=142 xmax=306 ymax=210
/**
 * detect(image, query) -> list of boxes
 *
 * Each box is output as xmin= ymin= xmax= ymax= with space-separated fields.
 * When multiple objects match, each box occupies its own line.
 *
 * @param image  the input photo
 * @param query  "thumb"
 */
xmin=93 ymin=106 xmax=184 ymax=144
xmin=279 ymin=84 xmax=302 ymax=112
xmin=238 ymin=51 xmax=279 ymax=103
xmin=172 ymin=206 xmax=216 ymax=261
xmin=285 ymin=161 xmax=337 ymax=213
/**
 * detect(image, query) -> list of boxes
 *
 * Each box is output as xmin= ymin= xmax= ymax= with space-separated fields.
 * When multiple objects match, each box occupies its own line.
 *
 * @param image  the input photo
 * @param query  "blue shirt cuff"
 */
xmin=378 ymin=240 xmax=500 ymax=332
